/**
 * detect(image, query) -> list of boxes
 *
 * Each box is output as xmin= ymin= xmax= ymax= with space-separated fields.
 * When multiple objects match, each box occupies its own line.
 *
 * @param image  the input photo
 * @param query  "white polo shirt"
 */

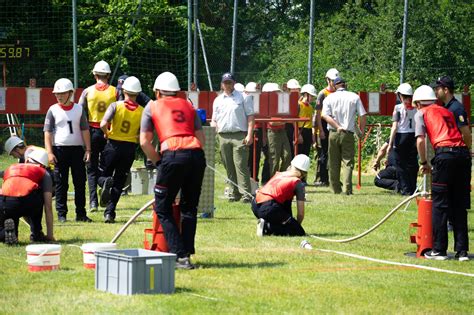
xmin=212 ymin=90 xmax=254 ymax=133
xmin=322 ymin=88 xmax=366 ymax=132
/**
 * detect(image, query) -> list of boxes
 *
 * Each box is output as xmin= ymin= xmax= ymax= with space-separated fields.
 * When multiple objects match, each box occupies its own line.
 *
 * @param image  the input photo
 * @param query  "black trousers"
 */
xmin=98 ymin=140 xmax=136 ymax=219
xmin=88 ymin=127 xmax=107 ymax=207
xmin=248 ymin=128 xmax=271 ymax=184
xmin=0 ymin=191 xmax=43 ymax=241
xmin=431 ymin=149 xmax=471 ymax=252
xmin=251 ymin=199 xmax=305 ymax=236
xmin=315 ymin=122 xmax=329 ymax=184
xmin=285 ymin=123 xmax=295 ymax=158
xmin=392 ymin=133 xmax=418 ymax=195
xmin=154 ymin=149 xmax=206 ymax=258
xmin=298 ymin=128 xmax=313 ymax=157
xmin=374 ymin=165 xmax=398 ymax=191
xmin=53 ymin=145 xmax=86 ymax=217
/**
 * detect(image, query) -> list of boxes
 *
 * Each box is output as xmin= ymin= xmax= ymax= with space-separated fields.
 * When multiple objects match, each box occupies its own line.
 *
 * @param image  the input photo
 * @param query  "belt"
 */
xmin=218 ymin=131 xmax=245 ymax=134
xmin=435 ymin=146 xmax=468 ymax=154
xmin=162 ymin=148 xmax=203 ymax=156
xmin=329 ymin=129 xmax=354 ymax=134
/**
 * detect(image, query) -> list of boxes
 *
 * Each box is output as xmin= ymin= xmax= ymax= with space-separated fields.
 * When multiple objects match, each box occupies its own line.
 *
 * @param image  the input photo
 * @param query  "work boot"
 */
xmin=30 ymin=231 xmax=49 ymax=243
xmin=176 ymin=257 xmax=195 ymax=270
xmin=104 ymin=214 xmax=115 ymax=224
xmin=89 ymin=202 xmax=98 ymax=213
xmin=76 ymin=215 xmax=93 ymax=223
xmin=4 ymin=219 xmax=18 ymax=245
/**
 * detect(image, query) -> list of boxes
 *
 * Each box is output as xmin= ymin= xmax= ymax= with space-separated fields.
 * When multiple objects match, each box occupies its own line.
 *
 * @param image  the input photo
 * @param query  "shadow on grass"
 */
xmin=57 ymin=237 xmax=97 ymax=245
xmin=306 ymin=232 xmax=352 ymax=237
xmin=197 ymin=261 xmax=286 ymax=269
xmin=202 ymin=217 xmax=251 ymax=222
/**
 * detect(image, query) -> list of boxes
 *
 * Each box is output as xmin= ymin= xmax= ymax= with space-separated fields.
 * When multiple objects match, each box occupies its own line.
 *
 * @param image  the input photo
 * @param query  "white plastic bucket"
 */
xmin=25 ymin=244 xmax=62 ymax=272
xmin=81 ymin=243 xmax=117 ymax=269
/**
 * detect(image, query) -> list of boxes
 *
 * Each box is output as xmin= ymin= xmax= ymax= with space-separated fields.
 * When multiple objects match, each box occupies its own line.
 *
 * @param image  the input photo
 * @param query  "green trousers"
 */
xmin=218 ymin=132 xmax=251 ymax=199
xmin=328 ymin=130 xmax=355 ymax=194
xmin=267 ymin=129 xmax=291 ymax=177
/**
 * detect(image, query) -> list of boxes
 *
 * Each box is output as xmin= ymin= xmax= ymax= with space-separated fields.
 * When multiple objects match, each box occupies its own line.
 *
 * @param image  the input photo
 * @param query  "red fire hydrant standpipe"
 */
xmin=409 ymin=197 xmax=432 ymax=258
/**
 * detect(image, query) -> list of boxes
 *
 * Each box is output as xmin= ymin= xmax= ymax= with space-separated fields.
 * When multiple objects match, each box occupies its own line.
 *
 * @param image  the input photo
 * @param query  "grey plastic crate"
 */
xmin=95 ymin=249 xmax=176 ymax=295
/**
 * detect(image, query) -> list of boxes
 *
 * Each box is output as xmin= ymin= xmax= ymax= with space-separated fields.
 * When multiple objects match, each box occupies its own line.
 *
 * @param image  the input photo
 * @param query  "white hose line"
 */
xmin=401 ymin=183 xmax=423 ymax=212
xmin=206 ymin=163 xmax=254 ymax=199
xmin=309 ymin=192 xmax=424 ymax=243
xmin=316 ymin=248 xmax=474 ymax=278
xmin=110 ymin=199 xmax=154 ymax=243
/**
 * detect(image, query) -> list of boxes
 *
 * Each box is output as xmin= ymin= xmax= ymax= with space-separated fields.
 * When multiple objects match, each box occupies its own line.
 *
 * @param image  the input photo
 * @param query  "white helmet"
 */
xmin=291 ymin=154 xmax=311 ymax=172
xmin=27 ymin=149 xmax=49 ymax=167
xmin=122 ymin=76 xmax=142 ymax=94
xmin=245 ymin=82 xmax=258 ymax=92
xmin=153 ymin=71 xmax=180 ymax=92
xmin=412 ymin=85 xmax=437 ymax=103
xmin=92 ymin=60 xmax=111 ymax=75
xmin=396 ymin=83 xmax=413 ymax=96
xmin=53 ymin=78 xmax=74 ymax=93
xmin=325 ymin=68 xmax=339 ymax=80
xmin=300 ymin=84 xmax=317 ymax=96
xmin=4 ymin=135 xmax=24 ymax=155
xmin=262 ymin=82 xmax=281 ymax=92
xmin=234 ymin=83 xmax=245 ymax=92
xmin=287 ymin=79 xmax=301 ymax=89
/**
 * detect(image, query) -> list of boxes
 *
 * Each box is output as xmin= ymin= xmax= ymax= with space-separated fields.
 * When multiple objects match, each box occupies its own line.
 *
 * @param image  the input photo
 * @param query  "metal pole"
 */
xmin=196 ymin=19 xmax=213 ymax=91
xmin=230 ymin=0 xmax=238 ymax=74
xmin=400 ymin=0 xmax=408 ymax=84
xmin=307 ymin=0 xmax=315 ymax=83
xmin=111 ymin=0 xmax=143 ymax=84
xmin=72 ymin=0 xmax=78 ymax=88
xmin=193 ymin=0 xmax=198 ymax=86
xmin=188 ymin=0 xmax=192 ymax=90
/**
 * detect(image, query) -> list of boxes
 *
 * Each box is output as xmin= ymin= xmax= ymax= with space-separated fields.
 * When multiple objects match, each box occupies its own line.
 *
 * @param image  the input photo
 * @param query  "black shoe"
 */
xmin=4 ymin=218 xmax=18 ymax=245
xmin=100 ymin=177 xmax=114 ymax=207
xmin=241 ymin=196 xmax=252 ymax=204
xmin=30 ymin=231 xmax=49 ymax=243
xmin=76 ymin=215 xmax=93 ymax=223
xmin=104 ymin=214 xmax=115 ymax=224
xmin=228 ymin=195 xmax=241 ymax=202
xmin=89 ymin=202 xmax=98 ymax=213
xmin=424 ymin=249 xmax=448 ymax=260
xmin=58 ymin=215 xmax=67 ymax=223
xmin=314 ymin=181 xmax=329 ymax=187
xmin=176 ymin=257 xmax=195 ymax=270
xmin=455 ymin=251 xmax=469 ymax=262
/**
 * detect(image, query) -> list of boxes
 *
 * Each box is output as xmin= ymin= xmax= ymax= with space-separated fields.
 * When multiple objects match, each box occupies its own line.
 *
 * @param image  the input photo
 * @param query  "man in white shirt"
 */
xmin=322 ymin=77 xmax=366 ymax=195
xmin=211 ymin=73 xmax=255 ymax=203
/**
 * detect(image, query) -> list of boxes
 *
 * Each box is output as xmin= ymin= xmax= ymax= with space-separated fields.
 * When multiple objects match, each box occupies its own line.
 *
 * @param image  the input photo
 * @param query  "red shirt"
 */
xmin=2 ymin=164 xmax=46 ymax=197
xmin=150 ymin=97 xmax=202 ymax=151
xmin=419 ymin=104 xmax=465 ymax=149
xmin=256 ymin=172 xmax=301 ymax=204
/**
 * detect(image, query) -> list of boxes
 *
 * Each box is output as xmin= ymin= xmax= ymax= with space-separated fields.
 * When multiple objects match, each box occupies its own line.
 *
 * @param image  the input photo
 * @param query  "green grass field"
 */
xmin=0 ymin=157 xmax=473 ymax=314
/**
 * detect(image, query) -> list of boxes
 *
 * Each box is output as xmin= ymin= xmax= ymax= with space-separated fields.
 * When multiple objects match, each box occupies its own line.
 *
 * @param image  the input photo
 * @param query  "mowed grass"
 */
xmin=0 ymin=155 xmax=473 ymax=314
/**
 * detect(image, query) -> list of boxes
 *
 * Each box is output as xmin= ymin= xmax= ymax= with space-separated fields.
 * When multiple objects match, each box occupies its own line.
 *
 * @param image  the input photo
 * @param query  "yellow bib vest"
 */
xmin=86 ymin=85 xmax=117 ymax=124
xmin=298 ymin=100 xmax=314 ymax=129
xmin=108 ymin=101 xmax=144 ymax=143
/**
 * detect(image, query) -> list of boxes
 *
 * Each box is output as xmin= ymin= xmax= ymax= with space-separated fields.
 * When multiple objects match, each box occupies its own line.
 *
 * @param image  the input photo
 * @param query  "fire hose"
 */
xmin=309 ymin=192 xmax=425 ymax=243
